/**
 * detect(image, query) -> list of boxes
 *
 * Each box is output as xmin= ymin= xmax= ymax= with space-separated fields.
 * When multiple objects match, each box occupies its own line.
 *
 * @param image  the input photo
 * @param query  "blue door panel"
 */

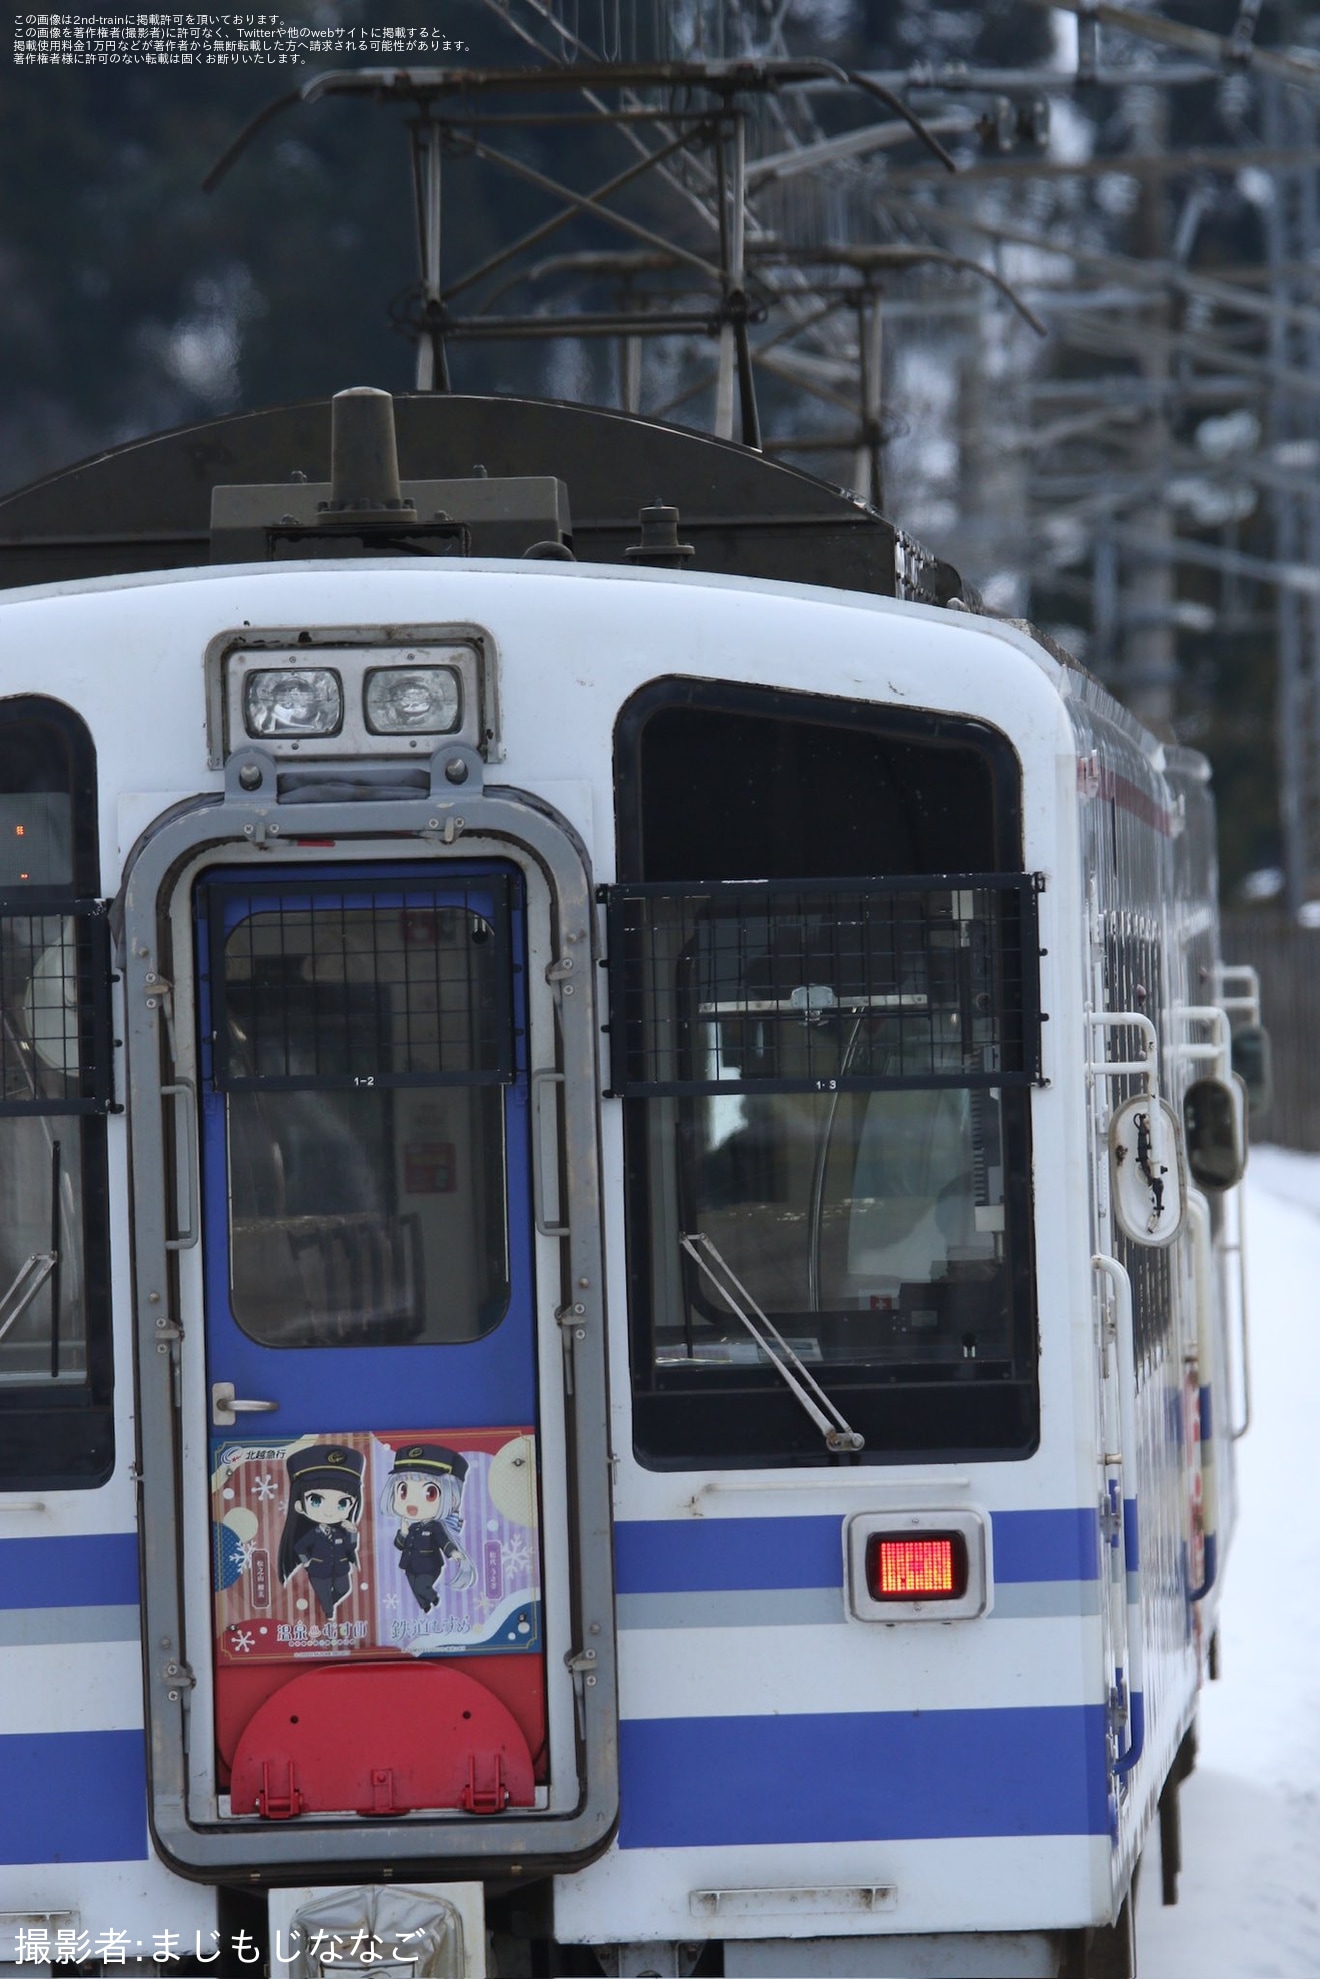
xmin=195 ymin=863 xmax=537 ymax=1435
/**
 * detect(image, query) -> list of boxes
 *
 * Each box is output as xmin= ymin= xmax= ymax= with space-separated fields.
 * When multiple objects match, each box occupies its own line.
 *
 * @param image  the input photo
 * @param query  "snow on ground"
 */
xmin=1138 ymin=1146 xmax=1320 ymax=1977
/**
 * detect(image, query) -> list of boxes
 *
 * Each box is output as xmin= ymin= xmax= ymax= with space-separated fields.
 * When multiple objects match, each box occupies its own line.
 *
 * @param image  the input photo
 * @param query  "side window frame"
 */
xmin=0 ymin=697 xmax=113 ymax=1490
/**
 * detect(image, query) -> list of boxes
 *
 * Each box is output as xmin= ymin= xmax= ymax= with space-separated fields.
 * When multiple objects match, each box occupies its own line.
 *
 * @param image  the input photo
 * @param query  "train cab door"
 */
xmin=124 ymin=787 xmax=616 ymax=1880
xmin=193 ymin=861 xmax=552 ymax=1821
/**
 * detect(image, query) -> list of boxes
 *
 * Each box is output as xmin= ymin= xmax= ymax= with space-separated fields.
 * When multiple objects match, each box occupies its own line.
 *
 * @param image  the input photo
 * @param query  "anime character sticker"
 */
xmin=276 ymin=1443 xmax=366 ymax=1620
xmin=385 ymin=1443 xmax=477 ymax=1612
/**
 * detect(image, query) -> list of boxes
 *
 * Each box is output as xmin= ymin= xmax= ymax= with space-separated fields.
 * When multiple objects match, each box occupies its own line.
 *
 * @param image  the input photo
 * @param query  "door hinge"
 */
xmin=565 ymin=1645 xmax=599 ymax=1715
xmin=162 ymin=1659 xmax=196 ymax=1703
xmin=143 ymin=972 xmax=180 ymax=1064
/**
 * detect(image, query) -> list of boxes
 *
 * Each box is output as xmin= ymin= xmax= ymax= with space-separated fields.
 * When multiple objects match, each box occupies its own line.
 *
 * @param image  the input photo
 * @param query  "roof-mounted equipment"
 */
xmin=209 ymin=388 xmax=572 ymax=564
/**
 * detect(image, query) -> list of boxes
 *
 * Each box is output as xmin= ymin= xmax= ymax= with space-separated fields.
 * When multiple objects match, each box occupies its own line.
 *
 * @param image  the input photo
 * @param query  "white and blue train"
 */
xmin=0 ymin=384 xmax=1258 ymax=1977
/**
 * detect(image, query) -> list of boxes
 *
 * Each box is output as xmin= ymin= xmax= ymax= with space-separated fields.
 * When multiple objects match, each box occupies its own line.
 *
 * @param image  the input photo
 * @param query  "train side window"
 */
xmin=613 ymin=681 xmax=1040 ymax=1470
xmin=0 ymin=700 xmax=113 ymax=1489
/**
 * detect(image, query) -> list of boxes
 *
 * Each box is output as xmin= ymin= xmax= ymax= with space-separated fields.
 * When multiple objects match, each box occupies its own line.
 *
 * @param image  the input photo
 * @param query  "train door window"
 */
xmin=0 ymin=699 xmax=112 ymax=1488
xmin=612 ymin=681 xmax=1041 ymax=1469
xmin=200 ymin=876 xmax=515 ymax=1348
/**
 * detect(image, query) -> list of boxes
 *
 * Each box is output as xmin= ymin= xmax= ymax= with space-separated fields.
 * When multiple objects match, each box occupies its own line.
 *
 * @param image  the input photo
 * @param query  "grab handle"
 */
xmin=1224 ymin=1184 xmax=1252 ymax=1439
xmin=1093 ymin=1253 xmax=1145 ymax=1778
xmin=531 ymin=1069 xmax=569 ymax=1238
xmin=1185 ymin=1191 xmax=1219 ymax=1602
xmin=162 ymin=1081 xmax=200 ymax=1251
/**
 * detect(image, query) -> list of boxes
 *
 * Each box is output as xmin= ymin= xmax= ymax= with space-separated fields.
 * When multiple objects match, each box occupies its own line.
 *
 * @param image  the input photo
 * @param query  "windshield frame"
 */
xmin=613 ymin=679 xmax=1041 ymax=1471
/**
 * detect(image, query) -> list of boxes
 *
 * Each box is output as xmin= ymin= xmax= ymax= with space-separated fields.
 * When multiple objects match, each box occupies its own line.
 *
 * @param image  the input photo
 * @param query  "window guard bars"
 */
xmin=604 ymin=873 xmax=1043 ymax=1098
xmin=202 ymin=874 xmax=516 ymax=1091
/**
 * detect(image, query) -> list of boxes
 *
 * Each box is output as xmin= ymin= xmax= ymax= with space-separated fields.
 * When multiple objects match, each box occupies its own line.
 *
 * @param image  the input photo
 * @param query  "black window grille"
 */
xmin=0 ymin=897 xmax=113 ymax=1115
xmin=204 ymin=878 xmax=515 ymax=1091
xmin=0 ymin=699 xmax=112 ymax=1490
xmin=605 ymin=876 xmax=1043 ymax=1098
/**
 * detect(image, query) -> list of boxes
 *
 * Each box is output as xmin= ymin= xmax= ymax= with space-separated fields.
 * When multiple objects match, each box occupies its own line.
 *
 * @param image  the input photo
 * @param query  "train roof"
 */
xmin=1 ymin=383 xmax=1200 ymax=784
xmin=0 ymin=390 xmax=964 ymax=606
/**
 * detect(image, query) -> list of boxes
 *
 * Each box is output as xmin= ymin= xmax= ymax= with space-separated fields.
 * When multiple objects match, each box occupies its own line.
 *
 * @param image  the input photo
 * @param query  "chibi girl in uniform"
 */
xmin=385 ymin=1443 xmax=477 ymax=1612
xmin=276 ymin=1443 xmax=366 ymax=1620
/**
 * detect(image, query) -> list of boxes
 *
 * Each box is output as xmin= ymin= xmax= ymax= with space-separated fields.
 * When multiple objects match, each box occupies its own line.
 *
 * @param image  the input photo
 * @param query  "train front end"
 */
xmin=0 ymin=393 xmax=1239 ymax=1978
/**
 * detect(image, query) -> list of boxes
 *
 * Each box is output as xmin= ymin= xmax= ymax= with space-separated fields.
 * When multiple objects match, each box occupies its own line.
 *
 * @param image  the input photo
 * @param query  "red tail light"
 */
xmin=865 ymin=1531 xmax=969 ymax=1602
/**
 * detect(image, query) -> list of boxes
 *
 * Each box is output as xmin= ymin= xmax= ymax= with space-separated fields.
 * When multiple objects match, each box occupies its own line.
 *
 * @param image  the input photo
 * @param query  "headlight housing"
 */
xmin=244 ymin=668 xmax=344 ymax=739
xmin=363 ymin=665 xmax=462 ymax=736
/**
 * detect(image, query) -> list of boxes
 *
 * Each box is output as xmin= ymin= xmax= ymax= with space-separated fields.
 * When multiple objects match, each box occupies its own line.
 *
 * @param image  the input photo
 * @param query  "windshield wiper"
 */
xmin=679 ymin=1231 xmax=864 ymax=1454
xmin=0 ymin=1251 xmax=58 ymax=1347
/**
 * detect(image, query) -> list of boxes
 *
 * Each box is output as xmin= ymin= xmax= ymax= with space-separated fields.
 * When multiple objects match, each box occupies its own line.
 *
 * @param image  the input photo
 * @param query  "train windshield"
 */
xmin=686 ymin=1082 xmax=1012 ymax=1355
xmin=614 ymin=685 xmax=1040 ymax=1468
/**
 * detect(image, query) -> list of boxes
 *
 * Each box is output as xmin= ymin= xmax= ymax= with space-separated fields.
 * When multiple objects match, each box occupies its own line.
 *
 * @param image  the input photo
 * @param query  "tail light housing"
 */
xmin=846 ymin=1510 xmax=989 ymax=1622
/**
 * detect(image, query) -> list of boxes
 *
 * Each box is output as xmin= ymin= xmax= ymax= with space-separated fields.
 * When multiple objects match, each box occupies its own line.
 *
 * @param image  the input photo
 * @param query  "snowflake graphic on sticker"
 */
xmin=251 ymin=1473 xmax=278 ymax=1502
xmin=500 ymin=1533 xmax=531 ymax=1579
xmin=212 ymin=1523 xmax=245 ymax=1593
xmin=230 ymin=1629 xmax=255 ymax=1654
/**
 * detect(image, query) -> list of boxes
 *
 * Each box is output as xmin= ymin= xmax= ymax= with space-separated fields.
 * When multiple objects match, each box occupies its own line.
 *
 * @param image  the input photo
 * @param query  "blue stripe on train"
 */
xmin=614 ymin=1508 xmax=1099 ymax=1596
xmin=0 ymin=1732 xmax=147 ymax=1863
xmin=619 ymin=1705 xmax=1110 ymax=1848
xmin=0 ymin=1534 xmax=139 ymax=1610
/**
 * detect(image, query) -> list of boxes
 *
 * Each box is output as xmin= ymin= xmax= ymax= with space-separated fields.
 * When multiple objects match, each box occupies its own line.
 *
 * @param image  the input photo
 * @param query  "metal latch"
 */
xmin=556 ymin=1301 xmax=587 ymax=1395
xmin=1099 ymin=1479 xmax=1122 ymax=1548
xmin=1107 ymin=1673 xmax=1130 ymax=1740
xmin=364 ymin=1767 xmax=403 ymax=1817
xmin=256 ymin=1760 xmax=303 ymax=1820
xmin=460 ymin=1753 xmax=509 ymax=1816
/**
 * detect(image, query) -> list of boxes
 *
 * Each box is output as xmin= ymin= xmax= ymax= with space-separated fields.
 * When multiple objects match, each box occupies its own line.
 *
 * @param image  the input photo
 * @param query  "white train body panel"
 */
xmin=0 ymin=558 xmax=1240 ymax=1969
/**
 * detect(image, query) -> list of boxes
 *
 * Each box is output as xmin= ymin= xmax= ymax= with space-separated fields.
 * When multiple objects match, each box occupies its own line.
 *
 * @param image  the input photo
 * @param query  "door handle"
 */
xmin=1092 ymin=1253 xmax=1145 ymax=1778
xmin=212 ymin=1381 xmax=279 ymax=1428
xmin=162 ymin=1081 xmax=199 ymax=1251
xmin=531 ymin=1068 xmax=569 ymax=1238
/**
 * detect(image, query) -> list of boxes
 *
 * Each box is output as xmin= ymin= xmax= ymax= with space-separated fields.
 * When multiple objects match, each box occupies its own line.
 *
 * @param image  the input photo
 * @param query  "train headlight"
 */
xmin=244 ymin=667 xmax=343 ymax=738
xmin=364 ymin=664 xmax=462 ymax=735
